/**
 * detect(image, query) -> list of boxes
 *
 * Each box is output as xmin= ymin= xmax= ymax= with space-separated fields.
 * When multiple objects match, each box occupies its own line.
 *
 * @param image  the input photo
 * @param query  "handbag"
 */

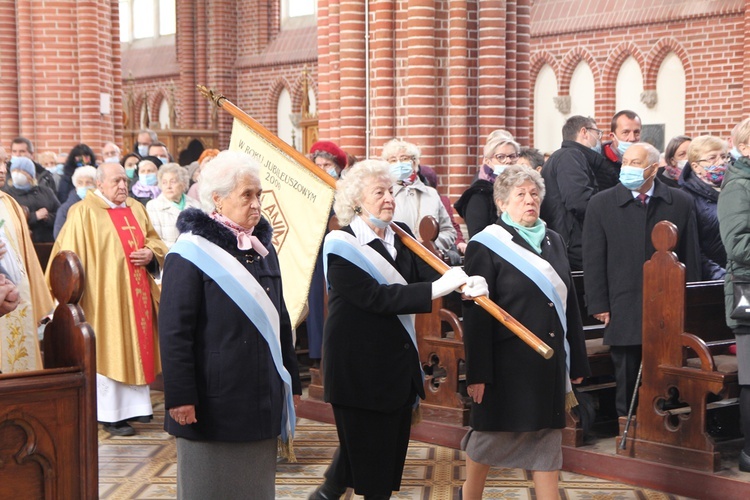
xmin=730 ymin=276 xmax=750 ymax=320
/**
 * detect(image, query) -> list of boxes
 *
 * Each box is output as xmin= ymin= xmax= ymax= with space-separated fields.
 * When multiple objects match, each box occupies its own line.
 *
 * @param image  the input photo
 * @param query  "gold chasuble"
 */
xmin=47 ymin=193 xmax=167 ymax=385
xmin=0 ymin=192 xmax=54 ymax=372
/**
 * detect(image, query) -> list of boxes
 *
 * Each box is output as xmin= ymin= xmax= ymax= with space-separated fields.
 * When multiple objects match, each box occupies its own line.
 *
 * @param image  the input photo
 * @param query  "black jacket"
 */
xmin=540 ymin=140 xmax=602 ymax=270
xmin=679 ymin=165 xmax=726 ymax=279
xmin=323 ymin=222 xmax=439 ymax=412
xmin=453 ymin=178 xmax=497 ymax=238
xmin=462 ymin=219 xmax=590 ymax=431
xmin=5 ymin=184 xmax=60 ymax=243
xmin=159 ymin=209 xmax=301 ymax=442
xmin=583 ymin=179 xmax=702 ymax=346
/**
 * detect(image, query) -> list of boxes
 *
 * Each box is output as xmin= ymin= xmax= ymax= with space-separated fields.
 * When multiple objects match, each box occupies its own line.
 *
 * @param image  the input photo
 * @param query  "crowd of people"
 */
xmin=2 ymin=112 xmax=750 ymax=499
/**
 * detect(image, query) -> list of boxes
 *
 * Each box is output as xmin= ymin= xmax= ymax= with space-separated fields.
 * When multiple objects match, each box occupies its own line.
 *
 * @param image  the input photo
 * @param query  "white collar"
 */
xmin=350 ymin=216 xmax=397 ymax=259
xmin=630 ymin=182 xmax=655 ymax=199
xmin=94 ymin=189 xmax=126 ymax=208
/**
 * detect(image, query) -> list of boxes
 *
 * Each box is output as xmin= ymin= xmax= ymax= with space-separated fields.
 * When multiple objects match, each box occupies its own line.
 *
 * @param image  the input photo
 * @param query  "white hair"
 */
xmin=333 ymin=159 xmax=395 ymax=226
xmin=72 ymin=165 xmax=97 ymax=185
xmin=381 ymin=139 xmax=421 ymax=162
xmin=198 ymin=150 xmax=260 ymax=212
xmin=631 ymin=142 xmax=660 ymax=165
xmin=157 ymin=163 xmax=189 ymax=192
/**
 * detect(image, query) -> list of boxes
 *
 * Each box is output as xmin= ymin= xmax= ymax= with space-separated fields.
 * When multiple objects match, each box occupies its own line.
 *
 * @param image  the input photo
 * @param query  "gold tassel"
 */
xmin=277 ymin=436 xmax=297 ymax=463
xmin=411 ymin=405 xmax=422 ymax=426
xmin=565 ymin=390 xmax=578 ymax=411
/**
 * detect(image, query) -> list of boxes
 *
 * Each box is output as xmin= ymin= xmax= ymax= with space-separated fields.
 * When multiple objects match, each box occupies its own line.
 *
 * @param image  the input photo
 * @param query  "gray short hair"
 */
xmin=72 ymin=166 xmax=97 ymax=185
xmin=483 ymin=134 xmax=520 ymax=161
xmin=198 ymin=150 xmax=260 ymax=213
xmin=631 ymin=142 xmax=661 ymax=165
xmin=157 ymin=163 xmax=189 ymax=192
xmin=333 ymin=159 xmax=395 ymax=226
xmin=493 ymin=165 xmax=546 ymax=211
xmin=381 ymin=139 xmax=421 ymax=162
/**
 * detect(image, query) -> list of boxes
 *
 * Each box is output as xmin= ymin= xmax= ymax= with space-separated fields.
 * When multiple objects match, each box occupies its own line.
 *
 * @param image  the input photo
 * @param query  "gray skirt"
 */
xmin=176 ymin=437 xmax=277 ymax=500
xmin=461 ymin=427 xmax=562 ymax=471
xmin=736 ymin=333 xmax=750 ymax=385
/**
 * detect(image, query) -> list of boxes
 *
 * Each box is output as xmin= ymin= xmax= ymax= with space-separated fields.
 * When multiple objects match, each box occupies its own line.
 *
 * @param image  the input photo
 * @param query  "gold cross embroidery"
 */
xmin=121 ymin=216 xmax=139 ymax=251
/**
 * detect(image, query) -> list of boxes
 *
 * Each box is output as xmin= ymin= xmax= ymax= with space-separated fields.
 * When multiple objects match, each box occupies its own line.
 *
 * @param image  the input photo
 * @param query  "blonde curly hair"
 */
xmin=333 ymin=159 xmax=395 ymax=226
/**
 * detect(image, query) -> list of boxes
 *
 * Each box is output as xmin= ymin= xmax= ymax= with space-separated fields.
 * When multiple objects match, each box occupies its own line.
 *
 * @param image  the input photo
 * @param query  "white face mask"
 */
xmin=11 ymin=171 xmax=30 ymax=187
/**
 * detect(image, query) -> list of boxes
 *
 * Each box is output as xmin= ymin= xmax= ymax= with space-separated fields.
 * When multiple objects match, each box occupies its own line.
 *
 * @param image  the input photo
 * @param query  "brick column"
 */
xmin=515 ymin=0 xmax=531 ymax=145
xmin=370 ymin=0 xmax=396 ymax=155
xmin=207 ymin=0 xmax=237 ymax=146
xmin=77 ymin=1 xmax=104 ymax=142
xmin=195 ymin=0 xmax=209 ymax=128
xmin=176 ymin=0 xmax=196 ymax=128
xmin=447 ymin=0 xmax=472 ymax=197
xmin=477 ymin=0 xmax=506 ymax=140
xmin=0 ymin=0 xmax=20 ymax=142
xmin=338 ymin=1 xmax=366 ymax=157
xmin=317 ymin=0 xmax=331 ymax=140
xmin=406 ymin=0 xmax=437 ymax=164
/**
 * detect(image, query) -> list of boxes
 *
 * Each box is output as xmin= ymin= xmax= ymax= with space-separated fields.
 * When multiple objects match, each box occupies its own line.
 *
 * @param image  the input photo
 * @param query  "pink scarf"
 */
xmin=210 ymin=212 xmax=269 ymax=256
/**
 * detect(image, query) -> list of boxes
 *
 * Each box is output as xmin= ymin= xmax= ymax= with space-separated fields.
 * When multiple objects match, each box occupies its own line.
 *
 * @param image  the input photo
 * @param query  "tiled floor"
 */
xmin=98 ymin=392 xmax=689 ymax=499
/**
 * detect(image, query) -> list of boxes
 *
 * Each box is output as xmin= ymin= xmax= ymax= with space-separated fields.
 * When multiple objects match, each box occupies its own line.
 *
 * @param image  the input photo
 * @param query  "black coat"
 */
xmin=159 ymin=209 xmax=301 ymax=442
xmin=679 ymin=166 xmax=726 ymax=279
xmin=5 ymin=184 xmax=60 ymax=242
xmin=582 ymin=179 xmax=702 ymax=346
xmin=540 ymin=140 xmax=602 ymax=270
xmin=462 ymin=219 xmax=590 ymax=432
xmin=323 ymin=223 xmax=439 ymax=412
xmin=453 ymin=178 xmax=497 ymax=238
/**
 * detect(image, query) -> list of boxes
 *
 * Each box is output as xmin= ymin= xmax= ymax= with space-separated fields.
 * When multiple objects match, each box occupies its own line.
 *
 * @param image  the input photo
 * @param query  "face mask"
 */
xmin=137 ymin=145 xmax=149 ymax=157
xmin=47 ymin=164 xmax=64 ymax=175
xmin=677 ymin=159 xmax=688 ymax=170
xmin=141 ymin=173 xmax=158 ymax=186
xmin=11 ymin=171 xmax=31 ymax=189
xmin=360 ymin=205 xmax=390 ymax=229
xmin=619 ymin=165 xmax=650 ymax=190
xmin=326 ymin=167 xmax=339 ymax=180
xmin=390 ymin=161 xmax=413 ymax=182
xmin=591 ymin=141 xmax=602 ymax=154
xmin=492 ymin=164 xmax=507 ymax=176
xmin=704 ymin=163 xmax=727 ymax=186
xmin=617 ymin=140 xmax=633 ymax=157
xmin=157 ymin=156 xmax=168 ymax=165
xmin=125 ymin=167 xmax=136 ymax=179
xmin=76 ymin=186 xmax=93 ymax=199
xmin=731 ymin=147 xmax=742 ymax=160
xmin=104 ymin=156 xmax=120 ymax=164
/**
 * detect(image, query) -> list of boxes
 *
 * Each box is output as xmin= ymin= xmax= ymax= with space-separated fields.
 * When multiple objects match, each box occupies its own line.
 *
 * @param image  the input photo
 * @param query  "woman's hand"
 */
xmin=571 ymin=377 xmax=584 ymax=385
xmin=169 ymin=404 xmax=197 ymax=425
xmin=467 ymin=383 xmax=485 ymax=404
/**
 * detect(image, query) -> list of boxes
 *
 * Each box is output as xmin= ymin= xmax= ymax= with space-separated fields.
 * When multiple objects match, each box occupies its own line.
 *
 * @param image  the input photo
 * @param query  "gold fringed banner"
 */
xmin=228 ymin=119 xmax=334 ymax=329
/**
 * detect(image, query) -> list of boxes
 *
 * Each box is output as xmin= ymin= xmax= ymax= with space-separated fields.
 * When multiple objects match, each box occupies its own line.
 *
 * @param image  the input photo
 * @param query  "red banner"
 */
xmin=108 ymin=207 xmax=155 ymax=383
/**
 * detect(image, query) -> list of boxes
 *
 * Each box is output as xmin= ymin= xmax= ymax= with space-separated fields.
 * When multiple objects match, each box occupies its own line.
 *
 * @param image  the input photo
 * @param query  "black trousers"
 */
xmin=610 ymin=345 xmax=642 ymax=417
xmin=325 ymin=403 xmax=413 ymax=496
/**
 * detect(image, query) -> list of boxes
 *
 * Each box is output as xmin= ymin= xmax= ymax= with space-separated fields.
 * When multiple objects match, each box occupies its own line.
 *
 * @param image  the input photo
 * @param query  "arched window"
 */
xmin=569 ymin=61 xmax=595 ymax=119
xmin=119 ymin=0 xmax=175 ymax=43
xmin=533 ymin=64 xmax=565 ymax=153
xmin=158 ymin=99 xmax=171 ymax=130
xmin=277 ymin=88 xmax=302 ymax=151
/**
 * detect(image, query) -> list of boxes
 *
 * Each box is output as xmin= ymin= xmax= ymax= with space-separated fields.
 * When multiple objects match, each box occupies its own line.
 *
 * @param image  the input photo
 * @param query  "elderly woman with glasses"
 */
xmin=454 ymin=130 xmax=521 ymax=238
xmin=146 ymin=163 xmax=201 ymax=247
xmin=310 ymin=159 xmax=487 ymax=500
xmin=680 ymin=135 xmax=728 ymax=280
xmin=461 ymin=165 xmax=590 ymax=500
xmin=381 ymin=139 xmax=456 ymax=255
xmin=159 ymin=151 xmax=301 ymax=499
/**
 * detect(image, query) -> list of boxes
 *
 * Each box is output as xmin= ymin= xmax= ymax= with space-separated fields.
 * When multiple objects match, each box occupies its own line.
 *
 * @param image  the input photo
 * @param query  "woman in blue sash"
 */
xmin=461 ymin=165 xmax=590 ymax=500
xmin=310 ymin=160 xmax=487 ymax=500
xmin=159 ymin=151 xmax=301 ymax=500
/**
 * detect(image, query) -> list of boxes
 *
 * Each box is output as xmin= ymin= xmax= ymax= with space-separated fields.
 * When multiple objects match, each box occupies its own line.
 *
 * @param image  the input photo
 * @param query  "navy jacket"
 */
xmin=159 ymin=209 xmax=301 ymax=442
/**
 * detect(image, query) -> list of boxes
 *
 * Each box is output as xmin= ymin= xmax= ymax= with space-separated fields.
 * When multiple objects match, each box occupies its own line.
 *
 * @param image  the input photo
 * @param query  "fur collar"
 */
xmin=176 ymin=208 xmax=273 ymax=252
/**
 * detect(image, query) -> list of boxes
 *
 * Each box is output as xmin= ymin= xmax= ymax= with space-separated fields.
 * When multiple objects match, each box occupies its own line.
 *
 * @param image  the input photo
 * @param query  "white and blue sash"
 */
xmin=323 ymin=230 xmax=423 ymax=405
xmin=472 ymin=224 xmax=571 ymax=376
xmin=169 ymin=233 xmax=295 ymax=444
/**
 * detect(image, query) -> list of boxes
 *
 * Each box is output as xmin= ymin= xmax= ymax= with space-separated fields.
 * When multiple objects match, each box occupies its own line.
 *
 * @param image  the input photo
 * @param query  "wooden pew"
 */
xmin=0 ymin=250 xmax=98 ymax=499
xmin=616 ymin=221 xmax=737 ymax=472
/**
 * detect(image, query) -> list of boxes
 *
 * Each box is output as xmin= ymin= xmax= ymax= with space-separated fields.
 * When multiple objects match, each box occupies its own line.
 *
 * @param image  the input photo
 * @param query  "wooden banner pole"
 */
xmin=197 ymin=85 xmax=553 ymax=359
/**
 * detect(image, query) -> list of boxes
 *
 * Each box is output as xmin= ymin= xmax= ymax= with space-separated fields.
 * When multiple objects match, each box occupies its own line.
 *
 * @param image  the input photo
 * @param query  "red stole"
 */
xmin=107 ymin=207 xmax=155 ymax=383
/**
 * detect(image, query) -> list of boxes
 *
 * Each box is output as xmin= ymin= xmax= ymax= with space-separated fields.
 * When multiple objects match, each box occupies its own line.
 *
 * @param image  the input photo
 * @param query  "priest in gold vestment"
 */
xmin=0 ymin=156 xmax=54 ymax=373
xmin=49 ymin=162 xmax=167 ymax=436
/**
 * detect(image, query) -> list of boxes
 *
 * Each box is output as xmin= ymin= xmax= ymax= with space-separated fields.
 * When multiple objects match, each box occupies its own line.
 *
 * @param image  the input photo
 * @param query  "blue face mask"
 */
xmin=731 ymin=147 xmax=742 ymax=160
xmin=493 ymin=164 xmax=506 ymax=176
xmin=137 ymin=145 xmax=149 ymax=157
xmin=390 ymin=161 xmax=413 ymax=182
xmin=76 ymin=186 xmax=93 ymax=199
xmin=619 ymin=165 xmax=650 ymax=190
xmin=591 ymin=141 xmax=602 ymax=154
xmin=360 ymin=205 xmax=390 ymax=229
xmin=141 ymin=173 xmax=158 ymax=186
xmin=326 ymin=167 xmax=339 ymax=180
xmin=617 ymin=140 xmax=633 ymax=157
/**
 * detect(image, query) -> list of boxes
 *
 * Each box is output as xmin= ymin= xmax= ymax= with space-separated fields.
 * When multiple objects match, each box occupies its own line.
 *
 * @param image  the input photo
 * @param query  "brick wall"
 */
xmin=530 ymin=0 xmax=748 ymax=143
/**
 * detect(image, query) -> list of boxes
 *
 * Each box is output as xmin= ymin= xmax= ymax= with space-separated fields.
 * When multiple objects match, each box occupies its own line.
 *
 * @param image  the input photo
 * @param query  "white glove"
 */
xmin=461 ymin=275 xmax=489 ymax=298
xmin=431 ymin=267 xmax=469 ymax=299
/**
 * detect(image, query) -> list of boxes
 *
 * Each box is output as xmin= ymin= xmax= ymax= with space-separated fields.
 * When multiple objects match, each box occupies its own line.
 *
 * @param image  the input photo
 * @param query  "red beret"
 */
xmin=310 ymin=140 xmax=347 ymax=170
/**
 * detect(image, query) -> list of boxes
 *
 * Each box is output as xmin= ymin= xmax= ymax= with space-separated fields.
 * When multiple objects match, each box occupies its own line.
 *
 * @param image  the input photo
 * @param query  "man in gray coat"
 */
xmin=583 ymin=143 xmax=701 ymax=417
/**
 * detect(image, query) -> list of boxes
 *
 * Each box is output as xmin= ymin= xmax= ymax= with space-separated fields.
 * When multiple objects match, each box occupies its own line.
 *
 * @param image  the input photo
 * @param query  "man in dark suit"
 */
xmin=583 ymin=142 xmax=701 ymax=417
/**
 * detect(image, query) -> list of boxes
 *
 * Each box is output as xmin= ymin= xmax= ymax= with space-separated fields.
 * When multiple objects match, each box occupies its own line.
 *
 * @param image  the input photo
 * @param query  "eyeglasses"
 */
xmin=494 ymin=153 xmax=520 ymax=162
xmin=587 ymin=128 xmax=603 ymax=139
xmin=388 ymin=156 xmax=416 ymax=164
xmin=698 ymin=154 xmax=729 ymax=164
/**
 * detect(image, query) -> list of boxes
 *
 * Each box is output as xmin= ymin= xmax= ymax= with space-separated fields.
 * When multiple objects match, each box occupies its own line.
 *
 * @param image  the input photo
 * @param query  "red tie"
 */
xmin=637 ymin=193 xmax=649 ymax=206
